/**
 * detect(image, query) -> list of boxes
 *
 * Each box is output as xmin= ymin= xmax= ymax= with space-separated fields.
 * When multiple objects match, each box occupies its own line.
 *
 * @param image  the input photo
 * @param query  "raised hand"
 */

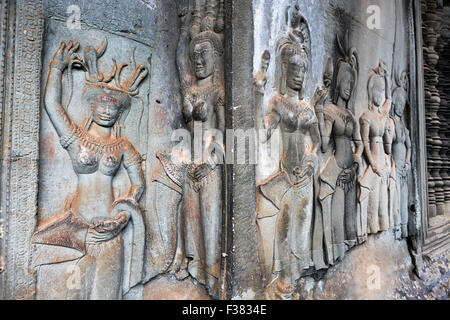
xmin=313 ymin=86 xmax=328 ymax=112
xmin=254 ymin=50 xmax=270 ymax=92
xmin=51 ymin=40 xmax=81 ymax=70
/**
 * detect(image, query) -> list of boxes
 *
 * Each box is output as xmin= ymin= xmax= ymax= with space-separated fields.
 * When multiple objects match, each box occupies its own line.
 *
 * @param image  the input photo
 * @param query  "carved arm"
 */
xmin=384 ymin=117 xmax=394 ymax=155
xmin=263 ymin=110 xmax=281 ymax=143
xmin=405 ymin=127 xmax=412 ymax=167
xmin=176 ymin=8 xmax=192 ymax=89
xmin=123 ymin=147 xmax=145 ymax=203
xmin=44 ymin=41 xmax=80 ymax=138
xmin=360 ymin=117 xmax=378 ymax=173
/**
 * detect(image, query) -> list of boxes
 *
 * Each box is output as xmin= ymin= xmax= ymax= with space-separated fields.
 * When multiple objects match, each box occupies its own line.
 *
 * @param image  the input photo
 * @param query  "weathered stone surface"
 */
xmin=141 ymin=275 xmax=211 ymax=300
xmin=313 ymin=231 xmax=414 ymax=300
xmin=0 ymin=0 xmax=448 ymax=300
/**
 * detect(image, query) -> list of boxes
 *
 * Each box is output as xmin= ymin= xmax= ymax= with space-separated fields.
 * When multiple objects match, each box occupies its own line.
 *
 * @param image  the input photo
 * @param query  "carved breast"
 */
xmin=273 ymin=94 xmax=314 ymax=133
xmin=73 ymin=145 xmax=122 ymax=176
xmin=67 ymin=128 xmax=126 ymax=176
xmin=185 ymin=82 xmax=219 ymax=122
xmin=325 ymin=105 xmax=355 ymax=137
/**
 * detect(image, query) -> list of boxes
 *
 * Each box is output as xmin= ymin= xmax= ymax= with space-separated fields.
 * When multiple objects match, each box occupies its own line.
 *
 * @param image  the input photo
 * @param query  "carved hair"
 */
xmin=391 ymin=71 xmax=409 ymax=117
xmin=276 ymin=4 xmax=311 ymax=99
xmin=333 ymin=31 xmax=359 ymax=108
xmin=83 ymin=39 xmax=148 ymax=97
xmin=367 ymin=61 xmax=388 ymax=110
xmin=80 ymin=38 xmax=149 ymax=137
xmin=189 ymin=0 xmax=224 ymax=57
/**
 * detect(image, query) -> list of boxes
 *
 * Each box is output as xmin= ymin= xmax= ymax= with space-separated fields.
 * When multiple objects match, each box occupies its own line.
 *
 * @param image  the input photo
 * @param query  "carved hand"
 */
xmin=183 ymin=102 xmax=194 ymax=122
xmin=254 ymin=69 xmax=268 ymax=92
xmin=88 ymin=211 xmax=129 ymax=242
xmin=179 ymin=7 xmax=189 ymax=29
xmin=51 ymin=40 xmax=81 ymax=70
xmin=403 ymin=162 xmax=410 ymax=172
xmin=372 ymin=164 xmax=386 ymax=177
xmin=194 ymin=100 xmax=208 ymax=120
xmin=313 ymin=87 xmax=327 ymax=112
xmin=298 ymin=162 xmax=314 ymax=179
xmin=194 ymin=163 xmax=212 ymax=181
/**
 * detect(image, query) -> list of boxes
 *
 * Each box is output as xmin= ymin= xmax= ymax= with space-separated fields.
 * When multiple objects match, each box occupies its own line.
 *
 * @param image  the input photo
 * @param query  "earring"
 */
xmin=84 ymin=115 xmax=93 ymax=131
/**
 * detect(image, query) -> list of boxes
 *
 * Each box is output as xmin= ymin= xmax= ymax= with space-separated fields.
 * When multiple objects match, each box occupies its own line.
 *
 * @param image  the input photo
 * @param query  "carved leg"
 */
xmin=67 ymin=254 xmax=95 ymax=300
xmin=154 ymin=182 xmax=186 ymax=277
xmin=368 ymin=176 xmax=380 ymax=234
xmin=378 ymin=176 xmax=390 ymax=231
xmin=199 ymin=169 xmax=222 ymax=298
xmin=183 ymin=183 xmax=207 ymax=286
xmin=331 ymin=186 xmax=345 ymax=262
xmin=88 ymin=236 xmax=124 ymax=300
xmin=400 ymin=178 xmax=409 ymax=238
xmin=344 ymin=183 xmax=357 ymax=247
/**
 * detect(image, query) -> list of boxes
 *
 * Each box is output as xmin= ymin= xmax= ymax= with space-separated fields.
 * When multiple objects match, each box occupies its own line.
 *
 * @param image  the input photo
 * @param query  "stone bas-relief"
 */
xmin=255 ymin=6 xmax=321 ymax=300
xmin=358 ymin=61 xmax=392 ymax=240
xmin=151 ymin=0 xmax=225 ymax=299
xmin=388 ymin=72 xmax=411 ymax=239
xmin=253 ymin=3 xmax=416 ymax=300
xmin=314 ymin=33 xmax=363 ymax=267
xmin=32 ymin=39 xmax=148 ymax=299
xmin=0 ymin=0 xmax=444 ymax=301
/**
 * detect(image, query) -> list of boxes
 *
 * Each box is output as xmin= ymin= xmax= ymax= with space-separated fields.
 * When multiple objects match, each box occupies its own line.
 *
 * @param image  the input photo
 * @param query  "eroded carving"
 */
xmin=314 ymin=33 xmax=363 ymax=266
xmin=152 ymin=0 xmax=225 ymax=298
xmin=32 ymin=38 xmax=148 ymax=299
xmin=387 ymin=72 xmax=411 ymax=239
xmin=358 ymin=61 xmax=392 ymax=240
xmin=255 ymin=6 xmax=321 ymax=299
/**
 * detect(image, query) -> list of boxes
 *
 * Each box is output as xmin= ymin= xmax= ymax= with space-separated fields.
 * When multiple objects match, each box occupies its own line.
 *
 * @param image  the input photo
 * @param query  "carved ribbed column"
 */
xmin=422 ymin=0 xmax=441 ymax=217
xmin=437 ymin=6 xmax=450 ymax=215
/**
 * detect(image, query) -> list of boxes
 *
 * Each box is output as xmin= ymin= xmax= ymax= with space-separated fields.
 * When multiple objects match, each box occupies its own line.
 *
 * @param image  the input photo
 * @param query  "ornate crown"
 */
xmin=81 ymin=38 xmax=148 ymax=97
xmin=276 ymin=4 xmax=311 ymax=66
xmin=188 ymin=0 xmax=224 ymax=56
xmin=333 ymin=31 xmax=359 ymax=104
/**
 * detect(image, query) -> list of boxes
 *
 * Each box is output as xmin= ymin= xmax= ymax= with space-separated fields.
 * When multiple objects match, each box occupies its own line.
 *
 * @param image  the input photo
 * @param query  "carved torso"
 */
xmin=60 ymin=123 xmax=141 ymax=221
xmin=360 ymin=108 xmax=389 ymax=167
xmin=183 ymin=80 xmax=224 ymax=127
xmin=391 ymin=116 xmax=409 ymax=171
xmin=324 ymin=104 xmax=359 ymax=169
xmin=269 ymin=93 xmax=316 ymax=181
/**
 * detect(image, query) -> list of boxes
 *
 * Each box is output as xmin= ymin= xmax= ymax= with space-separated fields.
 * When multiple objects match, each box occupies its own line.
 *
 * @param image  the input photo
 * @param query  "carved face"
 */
xmin=86 ymin=86 xmax=130 ymax=127
xmin=338 ymin=69 xmax=355 ymax=102
xmin=286 ymin=55 xmax=307 ymax=92
xmin=371 ymin=76 xmax=386 ymax=107
xmin=192 ymin=41 xmax=215 ymax=80
xmin=393 ymin=89 xmax=406 ymax=117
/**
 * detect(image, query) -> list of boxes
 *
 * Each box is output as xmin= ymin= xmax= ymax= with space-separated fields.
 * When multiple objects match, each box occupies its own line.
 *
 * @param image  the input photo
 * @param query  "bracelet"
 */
xmin=50 ymin=59 xmax=66 ymax=71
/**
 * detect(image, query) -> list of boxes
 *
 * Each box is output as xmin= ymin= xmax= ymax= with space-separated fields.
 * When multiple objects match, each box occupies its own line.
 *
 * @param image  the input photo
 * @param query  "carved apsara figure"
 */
xmin=358 ymin=61 xmax=392 ymax=240
xmin=255 ymin=7 xmax=320 ymax=299
xmin=387 ymin=72 xmax=411 ymax=238
xmin=32 ymin=39 xmax=148 ymax=299
xmin=152 ymin=0 xmax=225 ymax=298
xmin=314 ymin=34 xmax=363 ymax=265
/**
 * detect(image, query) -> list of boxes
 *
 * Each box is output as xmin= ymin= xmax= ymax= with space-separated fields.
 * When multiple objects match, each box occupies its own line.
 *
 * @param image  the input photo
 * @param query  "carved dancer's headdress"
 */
xmin=334 ymin=31 xmax=359 ymax=106
xmin=82 ymin=38 xmax=148 ymax=97
xmin=391 ymin=71 xmax=409 ymax=116
xmin=276 ymin=4 xmax=311 ymax=98
xmin=367 ymin=60 xmax=388 ymax=108
xmin=189 ymin=0 xmax=224 ymax=57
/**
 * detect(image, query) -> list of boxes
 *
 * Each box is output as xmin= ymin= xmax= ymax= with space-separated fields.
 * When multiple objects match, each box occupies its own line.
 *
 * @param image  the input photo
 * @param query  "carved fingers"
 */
xmin=194 ymin=163 xmax=212 ymax=180
xmin=313 ymin=86 xmax=327 ymax=111
xmin=92 ymin=211 xmax=129 ymax=234
xmin=51 ymin=40 xmax=81 ymax=70
xmin=179 ymin=7 xmax=190 ymax=28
